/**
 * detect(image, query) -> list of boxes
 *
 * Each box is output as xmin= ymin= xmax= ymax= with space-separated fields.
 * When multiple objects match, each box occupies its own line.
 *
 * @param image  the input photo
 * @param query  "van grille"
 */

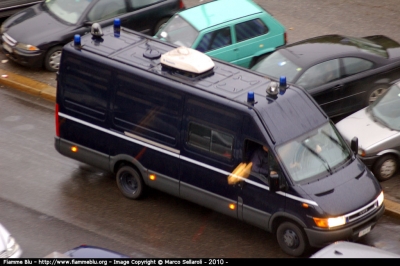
xmin=346 ymin=197 xmax=380 ymax=223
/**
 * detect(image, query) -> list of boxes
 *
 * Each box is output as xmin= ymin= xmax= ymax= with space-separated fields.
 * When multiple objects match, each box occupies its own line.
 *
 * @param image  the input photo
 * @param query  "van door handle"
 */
xmin=233 ymin=48 xmax=238 ymax=51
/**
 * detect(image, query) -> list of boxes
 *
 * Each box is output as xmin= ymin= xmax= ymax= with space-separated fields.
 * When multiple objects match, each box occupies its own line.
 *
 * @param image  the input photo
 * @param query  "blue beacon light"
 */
xmin=74 ymin=34 xmax=81 ymax=47
xmin=247 ymin=91 xmax=255 ymax=103
xmin=279 ymin=76 xmax=287 ymax=95
xmin=114 ymin=18 xmax=121 ymax=37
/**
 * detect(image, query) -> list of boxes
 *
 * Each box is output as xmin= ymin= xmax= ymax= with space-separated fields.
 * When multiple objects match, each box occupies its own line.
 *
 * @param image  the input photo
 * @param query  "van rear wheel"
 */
xmin=116 ymin=166 xmax=144 ymax=199
xmin=276 ymin=221 xmax=308 ymax=257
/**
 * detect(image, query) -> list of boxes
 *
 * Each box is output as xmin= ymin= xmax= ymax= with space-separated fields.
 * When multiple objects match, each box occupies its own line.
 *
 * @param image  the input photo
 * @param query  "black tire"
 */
xmin=276 ymin=221 xmax=309 ymax=257
xmin=372 ymin=155 xmax=397 ymax=182
xmin=44 ymin=46 xmax=63 ymax=72
xmin=153 ymin=17 xmax=170 ymax=35
xmin=116 ymin=166 xmax=145 ymax=199
xmin=367 ymin=85 xmax=388 ymax=105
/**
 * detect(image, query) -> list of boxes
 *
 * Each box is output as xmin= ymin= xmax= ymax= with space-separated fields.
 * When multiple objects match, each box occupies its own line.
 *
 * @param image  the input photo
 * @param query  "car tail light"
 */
xmin=55 ymin=103 xmax=59 ymax=137
xmin=179 ymin=0 xmax=185 ymax=9
xmin=284 ymin=32 xmax=287 ymax=45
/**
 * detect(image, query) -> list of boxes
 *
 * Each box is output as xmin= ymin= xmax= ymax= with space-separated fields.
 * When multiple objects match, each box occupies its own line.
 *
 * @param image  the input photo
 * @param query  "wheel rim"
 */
xmin=283 ymin=229 xmax=300 ymax=249
xmin=120 ymin=171 xmax=138 ymax=194
xmin=49 ymin=51 xmax=62 ymax=70
xmin=369 ymin=87 xmax=387 ymax=104
xmin=380 ymin=159 xmax=396 ymax=179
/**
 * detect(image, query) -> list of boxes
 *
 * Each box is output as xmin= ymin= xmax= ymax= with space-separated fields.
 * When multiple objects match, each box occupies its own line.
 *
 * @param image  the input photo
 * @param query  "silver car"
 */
xmin=0 ymin=223 xmax=22 ymax=258
xmin=336 ymin=80 xmax=400 ymax=181
xmin=310 ymin=241 xmax=400 ymax=258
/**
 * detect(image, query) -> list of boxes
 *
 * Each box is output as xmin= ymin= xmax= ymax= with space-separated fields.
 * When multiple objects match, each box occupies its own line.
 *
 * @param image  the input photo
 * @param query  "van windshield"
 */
xmin=154 ymin=15 xmax=199 ymax=48
xmin=276 ymin=122 xmax=352 ymax=183
xmin=369 ymin=82 xmax=400 ymax=131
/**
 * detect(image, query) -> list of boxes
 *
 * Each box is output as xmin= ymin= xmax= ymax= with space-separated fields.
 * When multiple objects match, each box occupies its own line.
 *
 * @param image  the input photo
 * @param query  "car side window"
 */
xmin=196 ymin=27 xmax=232 ymax=53
xmin=342 ymin=57 xmax=374 ymax=76
xmin=235 ymin=19 xmax=269 ymax=43
xmin=296 ymin=59 xmax=340 ymax=90
xmin=188 ymin=122 xmax=233 ymax=159
xmin=87 ymin=0 xmax=127 ymax=22
xmin=130 ymin=0 xmax=162 ymax=9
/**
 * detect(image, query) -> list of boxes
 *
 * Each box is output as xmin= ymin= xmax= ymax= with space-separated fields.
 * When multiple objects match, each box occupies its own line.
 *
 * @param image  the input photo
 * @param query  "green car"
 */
xmin=154 ymin=0 xmax=286 ymax=68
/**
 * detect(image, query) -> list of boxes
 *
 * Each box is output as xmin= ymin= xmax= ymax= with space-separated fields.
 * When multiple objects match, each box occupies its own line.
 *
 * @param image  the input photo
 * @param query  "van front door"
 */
xmin=238 ymin=154 xmax=286 ymax=231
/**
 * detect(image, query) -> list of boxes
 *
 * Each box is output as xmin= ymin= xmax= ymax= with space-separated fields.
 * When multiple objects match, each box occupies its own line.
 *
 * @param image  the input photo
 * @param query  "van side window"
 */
xmin=62 ymin=57 xmax=110 ymax=120
xmin=113 ymin=73 xmax=183 ymax=146
xmin=188 ymin=123 xmax=233 ymax=158
xmin=196 ymin=27 xmax=232 ymax=53
xmin=235 ymin=19 xmax=269 ymax=43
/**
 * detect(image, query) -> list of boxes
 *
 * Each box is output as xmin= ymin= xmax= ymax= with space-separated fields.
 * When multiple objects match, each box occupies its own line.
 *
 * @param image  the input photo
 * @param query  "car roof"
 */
xmin=310 ymin=241 xmax=400 ymax=258
xmin=280 ymin=34 xmax=397 ymax=67
xmin=178 ymin=0 xmax=264 ymax=30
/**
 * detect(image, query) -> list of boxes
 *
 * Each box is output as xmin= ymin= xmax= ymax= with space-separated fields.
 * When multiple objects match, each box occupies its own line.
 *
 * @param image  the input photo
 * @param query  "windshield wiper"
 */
xmin=302 ymin=143 xmax=332 ymax=174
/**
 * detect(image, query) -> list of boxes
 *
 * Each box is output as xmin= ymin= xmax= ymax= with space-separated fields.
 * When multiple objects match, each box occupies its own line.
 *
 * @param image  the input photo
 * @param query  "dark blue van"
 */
xmin=54 ymin=22 xmax=385 ymax=257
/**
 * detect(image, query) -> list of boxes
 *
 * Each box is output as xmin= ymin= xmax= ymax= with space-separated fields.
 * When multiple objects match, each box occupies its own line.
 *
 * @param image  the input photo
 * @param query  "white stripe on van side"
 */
xmin=59 ymin=112 xmax=318 ymax=207
xmin=59 ymin=113 xmax=180 ymax=158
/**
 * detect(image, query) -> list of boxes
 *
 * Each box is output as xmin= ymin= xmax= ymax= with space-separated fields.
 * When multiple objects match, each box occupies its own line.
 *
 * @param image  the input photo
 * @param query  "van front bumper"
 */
xmin=304 ymin=203 xmax=385 ymax=248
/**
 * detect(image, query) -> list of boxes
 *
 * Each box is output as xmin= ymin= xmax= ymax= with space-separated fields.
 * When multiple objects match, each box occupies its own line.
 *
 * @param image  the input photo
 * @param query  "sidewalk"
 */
xmin=1 ymin=61 xmax=400 ymax=220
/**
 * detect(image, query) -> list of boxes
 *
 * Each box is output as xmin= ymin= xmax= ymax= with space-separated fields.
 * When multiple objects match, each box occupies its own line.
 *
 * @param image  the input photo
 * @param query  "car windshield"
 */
xmin=276 ymin=122 xmax=352 ymax=183
xmin=154 ymin=14 xmax=199 ymax=48
xmin=369 ymin=82 xmax=400 ymax=131
xmin=44 ymin=0 xmax=91 ymax=24
xmin=251 ymin=51 xmax=300 ymax=82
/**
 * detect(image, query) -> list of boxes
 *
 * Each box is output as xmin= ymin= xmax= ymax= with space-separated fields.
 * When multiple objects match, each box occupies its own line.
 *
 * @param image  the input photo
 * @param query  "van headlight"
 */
xmin=313 ymin=216 xmax=346 ymax=228
xmin=15 ymin=43 xmax=39 ymax=51
xmin=377 ymin=191 xmax=384 ymax=207
xmin=358 ymin=148 xmax=366 ymax=157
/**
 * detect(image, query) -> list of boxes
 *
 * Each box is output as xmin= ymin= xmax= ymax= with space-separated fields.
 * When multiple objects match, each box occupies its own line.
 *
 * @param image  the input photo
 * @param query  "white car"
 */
xmin=310 ymin=241 xmax=400 ymax=258
xmin=336 ymin=80 xmax=400 ymax=182
xmin=0 ymin=223 xmax=22 ymax=258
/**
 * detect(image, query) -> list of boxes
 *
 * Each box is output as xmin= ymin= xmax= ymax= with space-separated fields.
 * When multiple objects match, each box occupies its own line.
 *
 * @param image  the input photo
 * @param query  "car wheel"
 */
xmin=116 ymin=166 xmax=145 ymax=199
xmin=276 ymin=221 xmax=309 ymax=257
xmin=367 ymin=85 xmax=388 ymax=105
xmin=372 ymin=155 xmax=397 ymax=182
xmin=154 ymin=17 xmax=170 ymax=35
xmin=44 ymin=46 xmax=63 ymax=72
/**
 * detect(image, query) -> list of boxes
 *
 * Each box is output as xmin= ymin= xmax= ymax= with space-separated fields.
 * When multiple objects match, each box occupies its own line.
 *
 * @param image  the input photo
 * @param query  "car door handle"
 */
xmin=333 ymin=84 xmax=343 ymax=90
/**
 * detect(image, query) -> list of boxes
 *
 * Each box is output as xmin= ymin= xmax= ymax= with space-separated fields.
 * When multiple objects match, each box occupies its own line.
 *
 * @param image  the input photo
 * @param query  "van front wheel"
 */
xmin=276 ymin=221 xmax=308 ymax=257
xmin=116 ymin=166 xmax=144 ymax=200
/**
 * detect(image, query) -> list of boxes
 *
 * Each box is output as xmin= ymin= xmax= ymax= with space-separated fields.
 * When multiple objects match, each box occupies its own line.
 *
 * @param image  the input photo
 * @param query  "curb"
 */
xmin=0 ymin=69 xmax=56 ymax=102
xmin=1 ymin=67 xmax=400 ymax=220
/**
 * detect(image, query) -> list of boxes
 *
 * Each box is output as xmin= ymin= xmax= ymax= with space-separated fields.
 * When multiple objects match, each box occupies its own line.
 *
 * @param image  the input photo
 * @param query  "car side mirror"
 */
xmin=351 ymin=137 xmax=358 ymax=155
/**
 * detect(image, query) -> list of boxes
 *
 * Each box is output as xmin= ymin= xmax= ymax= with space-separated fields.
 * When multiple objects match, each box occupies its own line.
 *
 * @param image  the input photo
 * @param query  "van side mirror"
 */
xmin=351 ymin=137 xmax=358 ymax=155
xmin=268 ymin=174 xmax=280 ymax=192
